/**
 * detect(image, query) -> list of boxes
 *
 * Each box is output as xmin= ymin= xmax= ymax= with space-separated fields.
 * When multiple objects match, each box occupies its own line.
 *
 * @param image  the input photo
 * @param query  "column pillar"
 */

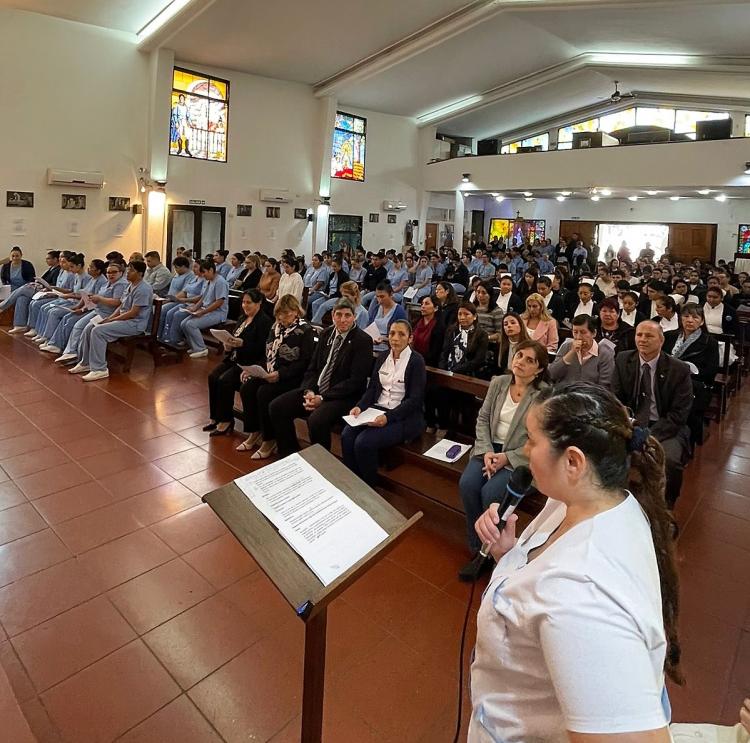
xmin=454 ymin=190 xmax=465 ymax=252
xmin=312 ymin=96 xmax=337 ymax=258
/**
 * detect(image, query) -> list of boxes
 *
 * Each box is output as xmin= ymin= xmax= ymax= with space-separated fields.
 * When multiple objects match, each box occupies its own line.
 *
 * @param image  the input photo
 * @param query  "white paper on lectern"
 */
xmin=341 ymin=407 xmax=382 ymax=427
xmin=234 ymin=453 xmax=388 ymax=585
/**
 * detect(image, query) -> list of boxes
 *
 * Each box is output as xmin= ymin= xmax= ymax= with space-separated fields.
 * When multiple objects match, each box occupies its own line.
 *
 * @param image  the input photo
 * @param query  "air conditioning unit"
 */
xmin=46 ymin=169 xmax=104 ymax=189
xmin=382 ymin=200 xmax=407 ymax=212
xmin=259 ymin=188 xmax=291 ymax=203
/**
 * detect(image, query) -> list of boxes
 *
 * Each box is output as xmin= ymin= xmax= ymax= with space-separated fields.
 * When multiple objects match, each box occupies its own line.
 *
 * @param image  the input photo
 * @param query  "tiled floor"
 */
xmin=0 ymin=331 xmax=747 ymax=741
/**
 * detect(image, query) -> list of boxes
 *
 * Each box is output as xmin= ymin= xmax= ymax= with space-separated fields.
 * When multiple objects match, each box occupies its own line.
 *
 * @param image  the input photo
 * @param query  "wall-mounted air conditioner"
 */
xmin=47 ymin=169 xmax=104 ymax=189
xmin=259 ymin=188 xmax=291 ymax=203
xmin=382 ymin=200 xmax=407 ymax=212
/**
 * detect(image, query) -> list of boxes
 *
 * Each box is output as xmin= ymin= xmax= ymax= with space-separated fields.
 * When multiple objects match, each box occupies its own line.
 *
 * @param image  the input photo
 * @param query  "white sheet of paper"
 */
xmin=209 ymin=328 xmax=234 ymax=343
xmin=0 ymin=285 xmax=10 ymax=301
xmin=240 ymin=364 xmax=269 ymax=379
xmin=234 ymin=453 xmax=388 ymax=585
xmin=402 ymin=286 xmax=417 ymax=300
xmin=363 ymin=322 xmax=382 ymax=342
xmin=342 ymin=407 xmax=383 ymax=427
xmin=32 ymin=291 xmax=47 ymax=300
xmin=89 ymin=314 xmax=104 ymax=326
xmin=423 ymin=438 xmax=472 ymax=463
xmin=80 ymin=291 xmax=95 ymax=310
xmin=35 ymin=277 xmax=52 ymax=290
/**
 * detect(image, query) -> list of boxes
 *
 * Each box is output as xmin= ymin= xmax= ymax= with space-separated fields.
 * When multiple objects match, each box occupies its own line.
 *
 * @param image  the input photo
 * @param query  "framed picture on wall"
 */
xmin=387 ymin=214 xmax=397 ymax=224
xmin=266 ymin=206 xmax=280 ymax=218
xmin=6 ymin=191 xmax=34 ymax=207
xmin=369 ymin=213 xmax=379 ymax=223
xmin=294 ymin=208 xmax=308 ymax=219
xmin=108 ymin=196 xmax=131 ymax=211
xmin=62 ymin=194 xmax=86 ymax=210
xmin=237 ymin=204 xmax=252 ymax=216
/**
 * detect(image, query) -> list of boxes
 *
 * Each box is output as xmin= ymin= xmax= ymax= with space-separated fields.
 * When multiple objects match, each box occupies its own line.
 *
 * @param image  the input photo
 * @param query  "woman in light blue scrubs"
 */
xmin=159 ymin=260 xmax=206 ymax=340
xmin=24 ymin=251 xmax=76 ymax=336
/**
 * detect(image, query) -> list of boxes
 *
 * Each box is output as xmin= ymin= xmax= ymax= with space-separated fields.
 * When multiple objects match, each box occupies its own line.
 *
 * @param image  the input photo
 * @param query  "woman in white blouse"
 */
xmin=470 ymin=382 xmax=683 ymax=743
xmin=276 ymin=256 xmax=304 ymax=304
xmin=341 ymin=320 xmax=426 ymax=485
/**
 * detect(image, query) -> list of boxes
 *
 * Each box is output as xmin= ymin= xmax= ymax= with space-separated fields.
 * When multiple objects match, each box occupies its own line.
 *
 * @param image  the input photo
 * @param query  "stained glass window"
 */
xmin=739 ymin=224 xmax=750 ymax=254
xmin=599 ymin=108 xmax=636 ymax=133
xmin=501 ymin=142 xmax=520 ymax=154
xmin=331 ymin=112 xmax=366 ymax=181
xmin=635 ymin=107 xmax=675 ymax=129
xmin=170 ymin=67 xmax=229 ymax=162
xmin=489 ymin=219 xmax=546 ymax=243
xmin=558 ymin=118 xmax=599 ymax=144
xmin=521 ymin=133 xmax=549 ymax=151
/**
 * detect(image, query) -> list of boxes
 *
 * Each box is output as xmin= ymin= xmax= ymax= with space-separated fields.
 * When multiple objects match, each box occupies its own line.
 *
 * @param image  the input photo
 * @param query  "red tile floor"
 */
xmin=0 ymin=331 xmax=747 ymax=741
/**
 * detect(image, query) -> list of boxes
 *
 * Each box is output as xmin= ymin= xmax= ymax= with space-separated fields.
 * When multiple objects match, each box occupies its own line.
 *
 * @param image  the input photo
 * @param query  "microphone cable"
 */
xmin=453 ymin=575 xmax=478 ymax=743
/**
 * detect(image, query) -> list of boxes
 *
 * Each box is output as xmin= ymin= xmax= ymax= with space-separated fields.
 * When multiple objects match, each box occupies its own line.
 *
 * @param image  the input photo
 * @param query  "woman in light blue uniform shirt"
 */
xmin=39 ymin=260 xmax=107 ymax=352
xmin=224 ymin=253 xmax=245 ymax=287
xmin=23 ymin=251 xmax=76 ymax=335
xmin=54 ymin=263 xmax=128 ymax=364
xmin=409 ymin=255 xmax=434 ymax=302
xmin=3 ymin=250 xmax=62 ymax=333
xmin=159 ymin=260 xmax=206 ymax=340
xmin=362 ymin=255 xmax=409 ymax=308
xmin=171 ymin=260 xmax=230 ymax=358
xmin=28 ymin=253 xmax=88 ymax=342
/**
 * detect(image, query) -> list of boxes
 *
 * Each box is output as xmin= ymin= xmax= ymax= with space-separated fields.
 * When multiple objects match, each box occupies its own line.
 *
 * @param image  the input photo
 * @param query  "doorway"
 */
xmin=328 ymin=214 xmax=363 ymax=253
xmin=166 ymin=204 xmax=226 ymax=266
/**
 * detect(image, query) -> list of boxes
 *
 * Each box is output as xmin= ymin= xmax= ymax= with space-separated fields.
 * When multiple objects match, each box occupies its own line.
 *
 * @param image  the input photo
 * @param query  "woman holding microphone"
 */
xmin=470 ymin=382 xmax=682 ymax=742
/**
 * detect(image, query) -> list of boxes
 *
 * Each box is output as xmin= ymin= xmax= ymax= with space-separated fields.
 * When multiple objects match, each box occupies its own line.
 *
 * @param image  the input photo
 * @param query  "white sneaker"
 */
xmin=23 ymin=329 xmax=37 ymax=337
xmin=82 ymin=370 xmax=109 ymax=382
xmin=8 ymin=326 xmax=28 ymax=334
xmin=33 ymin=336 xmax=47 ymax=344
xmin=41 ymin=345 xmax=61 ymax=354
xmin=189 ymin=349 xmax=209 ymax=358
xmin=55 ymin=353 xmax=77 ymax=364
xmin=69 ymin=363 xmax=90 ymax=374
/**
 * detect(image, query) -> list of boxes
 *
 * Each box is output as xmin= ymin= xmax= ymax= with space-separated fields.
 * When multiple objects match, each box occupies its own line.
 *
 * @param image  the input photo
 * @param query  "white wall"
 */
xmin=479 ymin=196 xmax=747 ymax=261
xmin=0 ymin=9 xmax=149 ymax=266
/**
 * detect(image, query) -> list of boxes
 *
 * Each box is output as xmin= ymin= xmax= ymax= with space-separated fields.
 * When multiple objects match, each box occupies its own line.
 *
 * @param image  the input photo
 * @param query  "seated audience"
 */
xmin=612 ymin=320 xmax=693 ymax=508
xmin=566 ymin=281 xmax=598 ymax=321
xmin=473 ymin=281 xmax=503 ymax=343
xmin=309 ymin=257 xmax=349 ymax=323
xmin=143 ymin=251 xmax=172 ymax=297
xmin=237 ymin=294 xmax=316 ymax=457
xmin=656 ymin=295 xmax=680 ymax=333
xmin=212 ymin=250 xmax=231 ymax=279
xmin=730 ymin=276 xmax=750 ymax=308
xmin=366 ymin=281 xmax=408 ymax=352
xmin=348 ymin=257 xmax=366 ymax=286
xmin=409 ymin=255 xmax=434 ymax=302
xmin=278 ymin=256 xmax=304 ymax=303
xmin=204 ymin=289 xmax=273 ymax=437
xmin=69 ymin=260 xmax=154 ymax=381
xmin=497 ymin=311 xmax=531 ymax=373
xmin=3 ymin=250 xmax=61 ymax=332
xmin=269 ymin=298 xmax=373 ymax=457
xmin=536 ymin=275 xmax=566 ymax=325
xmin=259 ymin=257 xmax=281 ymax=309
xmin=1 ymin=246 xmax=35 ymax=291
xmin=224 ymin=253 xmax=246 ymax=286
xmin=302 ymin=253 xmax=330 ymax=298
xmin=434 ymin=281 xmax=459 ymax=328
xmin=638 ymin=279 xmax=666 ymax=319
xmin=411 ymin=295 xmax=445 ymax=367
xmin=338 ymin=281 xmax=369 ymax=329
xmin=703 ymin=286 xmax=738 ymax=335
xmin=158 ymin=260 xmax=206 ymax=340
xmin=521 ymin=292 xmax=558 ymax=353
xmin=342 ymin=320 xmax=426 ymax=485
xmin=444 ymin=254 xmax=469 ymax=294
xmin=594 ymin=265 xmax=618 ymax=298
xmin=439 ymin=302 xmax=489 ymax=376
xmin=517 ymin=268 xmax=538 ymax=301
xmin=495 ymin=274 xmax=523 ymax=314
xmin=55 ymin=262 xmax=128 ymax=364
xmin=620 ymin=290 xmax=647 ymax=327
xmin=596 ymin=297 xmax=634 ymax=353
xmin=458 ymin=339 xmax=549 ymax=577
xmin=237 ymin=254 xmax=262 ymax=290
xmin=550 ymin=314 xmax=615 ymax=388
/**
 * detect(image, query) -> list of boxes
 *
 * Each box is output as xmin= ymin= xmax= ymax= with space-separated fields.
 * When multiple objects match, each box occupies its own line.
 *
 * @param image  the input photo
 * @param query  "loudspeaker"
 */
xmin=477 ymin=138 xmax=500 ymax=156
xmin=696 ymin=118 xmax=732 ymax=141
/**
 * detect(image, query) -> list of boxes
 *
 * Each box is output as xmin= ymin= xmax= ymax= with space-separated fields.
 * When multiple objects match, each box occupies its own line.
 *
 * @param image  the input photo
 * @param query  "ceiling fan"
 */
xmin=607 ymin=80 xmax=636 ymax=104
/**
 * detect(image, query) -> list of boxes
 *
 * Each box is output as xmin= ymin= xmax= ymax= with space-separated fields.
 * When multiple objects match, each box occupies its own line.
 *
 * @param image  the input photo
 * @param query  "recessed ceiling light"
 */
xmin=600 ymin=188 xmax=612 ymax=196
xmin=461 ymin=173 xmax=471 ymax=183
xmin=560 ymin=191 xmax=572 ymax=196
xmin=697 ymin=189 xmax=711 ymax=195
xmin=556 ymin=195 xmax=566 ymax=202
xmin=646 ymin=190 xmax=659 ymax=196
xmin=590 ymin=195 xmax=601 ymax=202
xmin=495 ymin=195 xmax=505 ymax=203
xmin=715 ymin=193 xmax=728 ymax=202
xmin=523 ymin=191 xmax=533 ymax=197
xmin=670 ymin=196 xmax=681 ymax=201
xmin=628 ymin=196 xmax=639 ymax=202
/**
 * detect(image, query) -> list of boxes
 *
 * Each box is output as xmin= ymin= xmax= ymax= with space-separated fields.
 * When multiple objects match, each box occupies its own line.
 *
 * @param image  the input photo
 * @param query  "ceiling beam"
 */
xmin=137 ymin=0 xmax=218 ymax=51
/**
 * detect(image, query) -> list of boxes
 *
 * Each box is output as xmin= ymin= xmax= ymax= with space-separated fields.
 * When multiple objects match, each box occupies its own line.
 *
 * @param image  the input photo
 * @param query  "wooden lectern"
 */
xmin=203 ymin=444 xmax=422 ymax=743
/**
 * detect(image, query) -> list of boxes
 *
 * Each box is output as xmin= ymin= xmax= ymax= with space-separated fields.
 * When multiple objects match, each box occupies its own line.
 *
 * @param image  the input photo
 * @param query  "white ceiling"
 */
xmin=5 ymin=0 xmax=750 ymax=139
xmin=0 ymin=0 xmax=168 ymax=33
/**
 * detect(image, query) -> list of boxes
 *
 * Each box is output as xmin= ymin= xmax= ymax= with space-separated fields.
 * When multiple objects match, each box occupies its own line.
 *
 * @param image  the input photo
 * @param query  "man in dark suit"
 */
xmin=611 ymin=320 xmax=693 ymax=508
xmin=270 ymin=298 xmax=374 ymax=456
xmin=536 ymin=275 xmax=565 ymax=325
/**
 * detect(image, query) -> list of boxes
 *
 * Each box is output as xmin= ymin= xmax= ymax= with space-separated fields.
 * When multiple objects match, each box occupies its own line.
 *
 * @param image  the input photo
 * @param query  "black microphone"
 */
xmin=478 ymin=465 xmax=534 ymax=559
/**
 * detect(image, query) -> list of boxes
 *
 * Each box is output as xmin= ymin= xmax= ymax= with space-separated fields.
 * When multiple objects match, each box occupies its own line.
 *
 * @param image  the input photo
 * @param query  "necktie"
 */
xmin=318 ymin=334 xmax=343 ymax=394
xmin=636 ymin=363 xmax=652 ymax=427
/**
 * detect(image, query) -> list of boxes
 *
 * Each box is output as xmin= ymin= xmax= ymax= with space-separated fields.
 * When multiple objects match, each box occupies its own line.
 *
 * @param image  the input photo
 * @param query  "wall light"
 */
xmin=147 ymin=190 xmax=166 ymax=214
xmin=461 ymin=173 xmax=471 ymax=183
xmin=745 ymin=162 xmax=750 ymax=175
xmin=715 ymin=194 xmax=728 ymax=202
xmin=495 ymin=195 xmax=505 ymax=203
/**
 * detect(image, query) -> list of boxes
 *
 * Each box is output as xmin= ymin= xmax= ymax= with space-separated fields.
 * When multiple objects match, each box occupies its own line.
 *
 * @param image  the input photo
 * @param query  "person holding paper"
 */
xmin=309 ymin=257 xmax=349 ymax=323
xmin=236 ymin=294 xmax=315 ymax=456
xmin=203 ymin=289 xmax=273 ymax=437
xmin=54 ymin=263 xmax=128 ymax=364
xmin=366 ymin=281 xmax=408 ymax=352
xmin=277 ymin=256 xmax=304 ymax=305
xmin=39 ymin=260 xmax=106 ymax=354
xmin=457 ymin=339 xmax=549 ymax=578
xmin=270 ymin=298 xmax=374 ymax=458
xmin=3 ymin=250 xmax=61 ymax=333
xmin=158 ymin=260 xmax=206 ymax=341
xmin=342 ymin=320 xmax=426 ymax=485
xmin=409 ymin=255 xmax=433 ymax=303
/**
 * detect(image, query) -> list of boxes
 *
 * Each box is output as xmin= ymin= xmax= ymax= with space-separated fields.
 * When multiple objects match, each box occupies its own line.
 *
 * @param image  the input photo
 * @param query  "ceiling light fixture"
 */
xmin=590 ymin=53 xmax=690 ymax=66
xmin=556 ymin=195 xmax=566 ymax=202
xmin=461 ymin=173 xmax=471 ymax=183
xmin=490 ymin=192 xmax=499 ymax=197
xmin=646 ymin=190 xmax=659 ymax=196
xmin=669 ymin=196 xmax=681 ymax=201
xmin=697 ymin=189 xmax=711 ymax=195
xmin=417 ymin=95 xmax=484 ymax=124
xmin=745 ymin=162 xmax=750 ymax=175
xmin=560 ymin=191 xmax=572 ymax=196
xmin=524 ymin=197 xmax=534 ymax=202
xmin=590 ymin=195 xmax=601 ymax=202
xmin=137 ymin=0 xmax=194 ymax=42
xmin=715 ymin=193 xmax=728 ymax=202
xmin=628 ymin=196 xmax=639 ymax=202
xmin=523 ymin=191 xmax=533 ymax=197
xmin=600 ymin=188 xmax=612 ymax=196
xmin=495 ymin=195 xmax=505 ymax=203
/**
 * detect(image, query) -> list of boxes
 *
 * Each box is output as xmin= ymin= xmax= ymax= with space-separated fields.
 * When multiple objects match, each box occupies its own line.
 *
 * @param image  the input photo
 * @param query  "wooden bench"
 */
xmin=709 ymin=332 xmax=739 ymax=420
xmin=107 ymin=299 xmax=165 ymax=373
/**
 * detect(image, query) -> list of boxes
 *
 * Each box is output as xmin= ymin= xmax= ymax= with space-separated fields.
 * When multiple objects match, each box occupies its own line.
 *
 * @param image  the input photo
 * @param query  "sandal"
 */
xmin=251 ymin=441 xmax=278 ymax=460
xmin=236 ymin=432 xmax=262 ymax=451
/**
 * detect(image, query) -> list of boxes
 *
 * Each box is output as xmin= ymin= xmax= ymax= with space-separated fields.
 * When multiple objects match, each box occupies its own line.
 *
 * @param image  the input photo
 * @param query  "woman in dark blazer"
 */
xmin=204 ymin=289 xmax=273 ymax=436
xmin=439 ymin=302 xmax=489 ymax=376
xmin=1 ymin=247 xmax=35 ymax=290
xmin=236 ymin=293 xmax=316 ymax=456
xmin=342 ymin=320 xmax=426 ymax=485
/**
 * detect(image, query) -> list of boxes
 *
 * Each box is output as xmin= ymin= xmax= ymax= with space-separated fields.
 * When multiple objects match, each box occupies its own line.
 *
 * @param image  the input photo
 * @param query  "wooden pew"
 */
xmin=107 ymin=299 xmax=169 ymax=373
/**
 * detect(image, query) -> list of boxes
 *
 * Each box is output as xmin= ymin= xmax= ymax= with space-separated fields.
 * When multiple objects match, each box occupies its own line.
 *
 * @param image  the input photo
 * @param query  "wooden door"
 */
xmin=559 ymin=220 xmax=598 ymax=249
xmin=668 ymin=224 xmax=716 ymax=264
xmin=425 ymin=222 xmax=438 ymax=252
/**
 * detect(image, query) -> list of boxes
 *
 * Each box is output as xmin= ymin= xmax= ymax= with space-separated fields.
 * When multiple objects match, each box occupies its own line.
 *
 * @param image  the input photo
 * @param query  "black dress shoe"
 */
xmin=458 ymin=553 xmax=493 ymax=583
xmin=209 ymin=423 xmax=234 ymax=437
xmin=202 ymin=422 xmax=218 ymax=432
